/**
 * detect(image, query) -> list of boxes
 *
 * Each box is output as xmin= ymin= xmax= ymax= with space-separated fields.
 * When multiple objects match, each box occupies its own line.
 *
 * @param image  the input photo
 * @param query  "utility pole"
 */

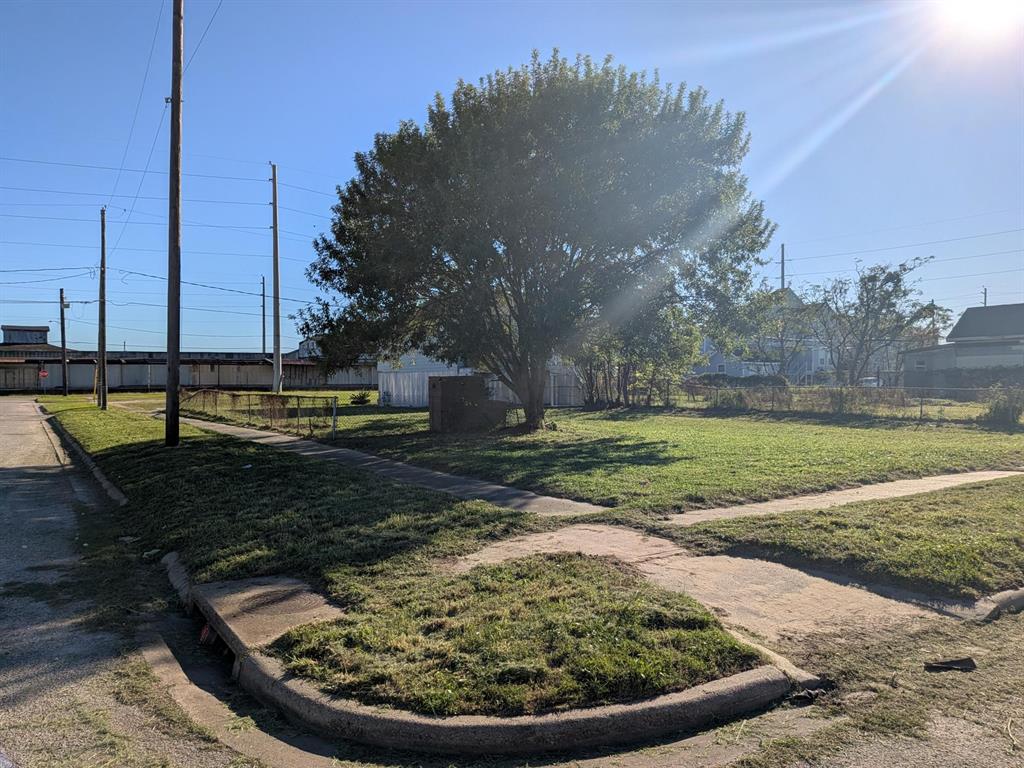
xmin=780 ymin=243 xmax=786 ymax=291
xmin=98 ymin=207 xmax=107 ymax=410
xmin=59 ymin=288 xmax=68 ymax=396
xmin=165 ymin=0 xmax=183 ymax=446
xmin=982 ymin=286 xmax=988 ymax=307
xmin=270 ymin=162 xmax=282 ymax=393
xmin=261 ymin=274 xmax=266 ymax=356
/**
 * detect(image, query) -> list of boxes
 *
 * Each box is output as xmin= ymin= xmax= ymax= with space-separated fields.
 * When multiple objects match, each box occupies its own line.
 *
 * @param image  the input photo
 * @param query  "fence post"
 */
xmin=247 ymin=394 xmax=252 ymax=425
xmin=331 ymin=396 xmax=338 ymax=440
xmin=295 ymin=396 xmax=301 ymax=432
xmin=919 ymin=393 xmax=924 ymax=421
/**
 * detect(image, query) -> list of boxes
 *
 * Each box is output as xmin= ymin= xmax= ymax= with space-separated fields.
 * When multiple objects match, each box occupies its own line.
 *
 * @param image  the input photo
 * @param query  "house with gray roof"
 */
xmin=901 ymin=303 xmax=1024 ymax=389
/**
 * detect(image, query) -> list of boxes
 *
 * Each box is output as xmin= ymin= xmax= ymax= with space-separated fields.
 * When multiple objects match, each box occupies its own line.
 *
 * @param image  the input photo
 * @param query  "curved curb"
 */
xmin=36 ymin=403 xmax=127 ymax=506
xmin=238 ymin=653 xmax=789 ymax=756
xmin=162 ymin=552 xmax=792 ymax=756
xmin=975 ymin=586 xmax=1024 ymax=622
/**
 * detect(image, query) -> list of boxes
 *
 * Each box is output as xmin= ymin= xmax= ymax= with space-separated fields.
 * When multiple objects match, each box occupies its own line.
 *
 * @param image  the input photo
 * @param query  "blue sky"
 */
xmin=1 ymin=0 xmax=1022 ymax=352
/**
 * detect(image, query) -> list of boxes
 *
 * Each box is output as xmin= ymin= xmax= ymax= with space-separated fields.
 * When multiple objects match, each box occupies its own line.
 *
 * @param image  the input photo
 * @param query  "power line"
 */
xmin=114 ymin=268 xmax=312 ymax=304
xmin=109 ymin=103 xmax=169 ymax=257
xmin=182 ymin=0 xmax=223 ymax=73
xmin=0 ymin=239 xmax=309 ymax=263
xmin=278 ymin=181 xmax=335 ymax=197
xmin=108 ymin=0 xmax=165 ymax=207
xmin=920 ymin=267 xmax=1024 ymax=282
xmin=0 ymin=271 xmax=94 ymax=285
xmin=0 ymin=212 xmax=269 ymax=230
xmin=789 ymin=207 xmax=1023 ymax=246
xmin=280 ymin=205 xmax=331 ymax=219
xmin=0 ymin=265 xmax=94 ymax=273
xmin=784 ymin=228 xmax=1024 ymax=262
xmin=0 ymin=155 xmax=264 ymax=181
xmin=788 ymin=248 xmax=1024 ymax=278
xmin=0 ymin=184 xmax=265 ymax=205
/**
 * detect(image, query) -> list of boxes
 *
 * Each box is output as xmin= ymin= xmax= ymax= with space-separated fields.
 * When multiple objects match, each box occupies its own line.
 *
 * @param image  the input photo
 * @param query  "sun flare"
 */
xmin=934 ymin=0 xmax=1024 ymax=40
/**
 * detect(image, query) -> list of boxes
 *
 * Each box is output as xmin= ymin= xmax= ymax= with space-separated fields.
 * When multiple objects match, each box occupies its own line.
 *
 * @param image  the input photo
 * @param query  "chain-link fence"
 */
xmin=180 ymin=389 xmax=340 ymax=437
xmin=657 ymin=383 xmax=1019 ymax=424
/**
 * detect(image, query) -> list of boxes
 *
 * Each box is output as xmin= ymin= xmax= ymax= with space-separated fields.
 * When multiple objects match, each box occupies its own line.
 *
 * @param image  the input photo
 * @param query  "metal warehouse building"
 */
xmin=0 ymin=325 xmax=376 ymax=393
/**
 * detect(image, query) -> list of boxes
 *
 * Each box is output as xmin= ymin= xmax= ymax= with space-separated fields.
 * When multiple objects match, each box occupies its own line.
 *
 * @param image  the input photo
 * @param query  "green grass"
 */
xmin=39 ymin=396 xmax=759 ymax=716
xmin=311 ymin=407 xmax=1024 ymax=513
xmin=667 ymin=476 xmax=1024 ymax=598
xmin=275 ymin=553 xmax=759 ymax=716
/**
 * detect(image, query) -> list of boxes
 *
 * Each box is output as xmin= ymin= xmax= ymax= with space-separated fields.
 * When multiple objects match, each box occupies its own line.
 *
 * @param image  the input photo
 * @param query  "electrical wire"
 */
xmin=278 ymin=181 xmax=335 ymax=197
xmin=784 ymin=228 xmax=1024 ymax=262
xmin=0 ymin=155 xmax=264 ymax=181
xmin=0 ymin=184 xmax=266 ymax=205
xmin=0 ymin=240 xmax=309 ymax=263
xmin=1 ymin=212 xmax=269 ymax=230
xmin=107 ymin=0 xmax=165 ymax=207
xmin=0 ymin=266 xmax=94 ymax=273
xmin=114 ymin=268 xmax=312 ymax=304
xmin=0 ymin=271 xmax=94 ymax=285
xmin=183 ymin=0 xmax=223 ymax=73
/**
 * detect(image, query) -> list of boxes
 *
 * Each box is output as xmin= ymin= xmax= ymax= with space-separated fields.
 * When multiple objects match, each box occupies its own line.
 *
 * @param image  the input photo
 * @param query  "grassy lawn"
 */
xmin=666 ymin=475 xmax=1024 ymax=599
xmin=275 ymin=553 xmax=759 ymax=716
xmin=38 ymin=396 xmax=760 ymax=716
xmin=309 ymin=407 xmax=1024 ymax=513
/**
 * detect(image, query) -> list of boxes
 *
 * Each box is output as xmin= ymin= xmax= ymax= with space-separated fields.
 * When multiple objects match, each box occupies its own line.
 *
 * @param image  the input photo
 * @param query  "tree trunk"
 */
xmin=513 ymin=362 xmax=548 ymax=431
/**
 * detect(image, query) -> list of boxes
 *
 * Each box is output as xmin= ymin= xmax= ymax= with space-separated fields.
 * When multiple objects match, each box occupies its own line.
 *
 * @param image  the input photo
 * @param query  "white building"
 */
xmin=378 ymin=351 xmax=583 ymax=407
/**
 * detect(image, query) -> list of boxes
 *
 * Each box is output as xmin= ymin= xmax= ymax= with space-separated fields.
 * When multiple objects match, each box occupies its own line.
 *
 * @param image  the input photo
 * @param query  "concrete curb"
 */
xmin=238 ymin=654 xmax=789 ymax=756
xmin=162 ymin=552 xmax=793 ymax=756
xmin=723 ymin=628 xmax=825 ymax=690
xmin=975 ymin=586 xmax=1024 ymax=622
xmin=36 ymin=403 xmax=127 ymax=507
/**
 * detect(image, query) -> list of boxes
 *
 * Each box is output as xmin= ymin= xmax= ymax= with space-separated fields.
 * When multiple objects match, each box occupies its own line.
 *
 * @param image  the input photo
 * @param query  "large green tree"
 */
xmin=303 ymin=52 xmax=773 ymax=428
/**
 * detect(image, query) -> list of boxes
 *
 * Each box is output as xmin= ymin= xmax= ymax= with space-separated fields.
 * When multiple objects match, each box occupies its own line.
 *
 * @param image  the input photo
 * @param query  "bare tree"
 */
xmin=807 ymin=259 xmax=943 ymax=385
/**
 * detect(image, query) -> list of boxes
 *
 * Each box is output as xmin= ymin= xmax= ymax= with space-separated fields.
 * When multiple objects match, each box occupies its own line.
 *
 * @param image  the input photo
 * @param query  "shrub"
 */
xmin=710 ymin=388 xmax=751 ymax=410
xmin=349 ymin=390 xmax=372 ymax=405
xmin=978 ymin=387 xmax=1024 ymax=428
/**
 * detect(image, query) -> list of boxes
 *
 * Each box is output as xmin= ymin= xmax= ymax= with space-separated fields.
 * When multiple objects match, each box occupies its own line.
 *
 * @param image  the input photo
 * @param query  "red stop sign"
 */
xmin=38 ymin=370 xmax=49 ymax=378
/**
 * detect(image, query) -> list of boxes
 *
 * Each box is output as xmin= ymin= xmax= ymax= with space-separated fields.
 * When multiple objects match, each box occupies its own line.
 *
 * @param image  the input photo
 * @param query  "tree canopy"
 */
xmin=303 ymin=51 xmax=773 ymax=427
xmin=807 ymin=259 xmax=945 ymax=384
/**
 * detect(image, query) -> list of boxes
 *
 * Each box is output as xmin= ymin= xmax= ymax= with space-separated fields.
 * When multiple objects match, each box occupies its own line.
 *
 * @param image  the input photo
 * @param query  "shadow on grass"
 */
xmin=592 ymin=404 xmax=1014 ymax=432
xmin=81 ymin=432 xmax=544 ymax=601
xmin=335 ymin=422 xmax=678 ymax=504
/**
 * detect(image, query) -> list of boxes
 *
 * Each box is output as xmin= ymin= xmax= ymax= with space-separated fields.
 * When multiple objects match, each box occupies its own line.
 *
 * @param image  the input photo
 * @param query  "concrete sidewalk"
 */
xmin=181 ymin=417 xmax=608 ymax=517
xmin=666 ymin=469 xmax=1023 ymax=526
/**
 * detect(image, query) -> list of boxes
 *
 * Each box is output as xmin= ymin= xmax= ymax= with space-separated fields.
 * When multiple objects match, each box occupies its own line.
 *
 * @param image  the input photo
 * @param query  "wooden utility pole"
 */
xmin=261 ymin=274 xmax=266 ymax=356
xmin=59 ymin=288 xmax=68 ymax=396
xmin=270 ymin=162 xmax=282 ymax=393
xmin=98 ymin=207 xmax=108 ymax=410
xmin=165 ymin=0 xmax=183 ymax=446
xmin=780 ymin=243 xmax=786 ymax=291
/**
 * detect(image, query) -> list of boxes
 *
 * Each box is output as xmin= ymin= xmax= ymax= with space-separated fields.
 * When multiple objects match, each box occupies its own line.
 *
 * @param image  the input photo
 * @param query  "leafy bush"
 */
xmin=710 ymin=389 xmax=751 ymax=410
xmin=349 ymin=390 xmax=372 ymax=405
xmin=978 ymin=387 xmax=1024 ymax=428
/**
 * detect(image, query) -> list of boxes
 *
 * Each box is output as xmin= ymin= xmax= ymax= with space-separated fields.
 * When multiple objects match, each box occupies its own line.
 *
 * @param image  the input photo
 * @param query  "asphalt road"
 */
xmin=0 ymin=397 xmax=233 ymax=767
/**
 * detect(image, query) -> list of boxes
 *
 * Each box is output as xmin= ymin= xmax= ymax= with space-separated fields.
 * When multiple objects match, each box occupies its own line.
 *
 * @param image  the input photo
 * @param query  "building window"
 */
xmin=717 ymin=364 xmax=726 ymax=373
xmin=914 ymin=360 xmax=926 ymax=370
xmin=209 ymin=364 xmax=216 ymax=372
